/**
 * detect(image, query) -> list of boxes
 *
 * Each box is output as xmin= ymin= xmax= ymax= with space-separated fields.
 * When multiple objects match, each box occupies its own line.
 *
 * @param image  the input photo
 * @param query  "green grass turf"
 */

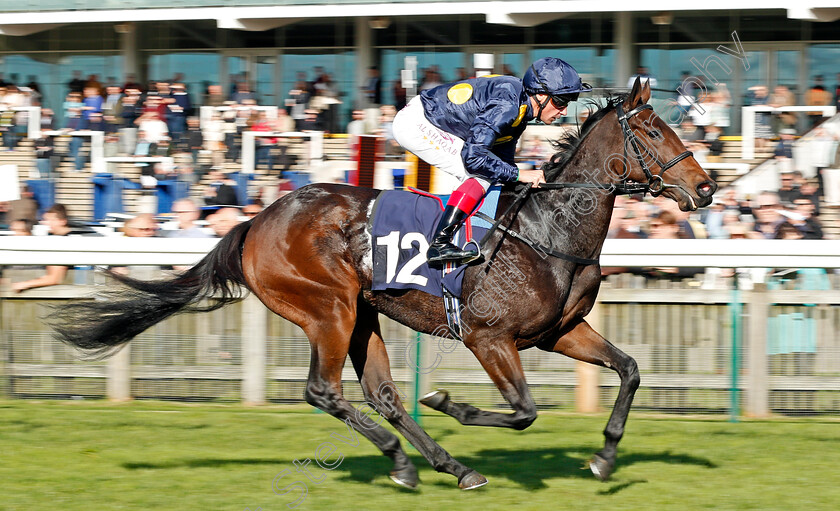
xmin=1 ymin=399 xmax=838 ymax=511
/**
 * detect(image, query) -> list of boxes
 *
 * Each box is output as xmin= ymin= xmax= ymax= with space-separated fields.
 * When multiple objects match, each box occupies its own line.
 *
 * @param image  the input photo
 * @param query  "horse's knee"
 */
xmin=623 ymin=357 xmax=640 ymax=391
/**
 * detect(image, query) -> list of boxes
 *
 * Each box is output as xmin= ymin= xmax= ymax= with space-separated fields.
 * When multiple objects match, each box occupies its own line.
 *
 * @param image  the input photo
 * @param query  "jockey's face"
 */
xmin=533 ymin=94 xmax=568 ymax=124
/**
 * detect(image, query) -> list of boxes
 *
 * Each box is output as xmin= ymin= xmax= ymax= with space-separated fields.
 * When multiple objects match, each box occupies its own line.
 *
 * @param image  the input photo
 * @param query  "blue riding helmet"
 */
xmin=523 ymin=57 xmax=592 ymax=103
xmin=523 ymin=57 xmax=591 ymax=124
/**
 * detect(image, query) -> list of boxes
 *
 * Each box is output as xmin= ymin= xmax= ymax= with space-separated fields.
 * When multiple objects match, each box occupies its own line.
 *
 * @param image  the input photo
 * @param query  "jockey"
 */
xmin=392 ymin=57 xmax=591 ymax=266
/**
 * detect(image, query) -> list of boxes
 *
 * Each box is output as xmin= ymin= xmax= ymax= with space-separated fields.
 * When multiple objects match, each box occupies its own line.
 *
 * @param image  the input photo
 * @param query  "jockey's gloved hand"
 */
xmin=518 ymin=168 xmax=546 ymax=188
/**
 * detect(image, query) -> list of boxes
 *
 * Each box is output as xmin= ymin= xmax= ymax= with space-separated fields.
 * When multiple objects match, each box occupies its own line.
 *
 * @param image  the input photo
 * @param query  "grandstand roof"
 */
xmin=1 ymin=0 xmax=839 ymax=36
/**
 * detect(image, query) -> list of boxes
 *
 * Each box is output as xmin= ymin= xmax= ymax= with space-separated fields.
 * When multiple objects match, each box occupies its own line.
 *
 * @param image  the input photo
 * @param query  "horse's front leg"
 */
xmin=538 ymin=320 xmax=640 ymax=481
xmin=421 ymin=336 xmax=538 ymax=430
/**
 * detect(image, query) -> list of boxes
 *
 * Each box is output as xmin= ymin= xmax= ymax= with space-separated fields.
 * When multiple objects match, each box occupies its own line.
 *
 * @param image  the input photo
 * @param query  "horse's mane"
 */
xmin=542 ymin=93 xmax=628 ymax=182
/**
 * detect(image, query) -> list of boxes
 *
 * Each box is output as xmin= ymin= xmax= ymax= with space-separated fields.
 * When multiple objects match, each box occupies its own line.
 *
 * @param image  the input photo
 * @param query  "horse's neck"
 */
xmin=518 ymin=119 xmax=619 ymax=257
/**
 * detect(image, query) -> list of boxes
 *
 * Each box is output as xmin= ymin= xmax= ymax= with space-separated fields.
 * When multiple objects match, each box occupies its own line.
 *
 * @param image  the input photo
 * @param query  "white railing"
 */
xmin=3 ymin=236 xmax=840 ymax=268
xmin=4 ymin=236 xmax=840 ymax=416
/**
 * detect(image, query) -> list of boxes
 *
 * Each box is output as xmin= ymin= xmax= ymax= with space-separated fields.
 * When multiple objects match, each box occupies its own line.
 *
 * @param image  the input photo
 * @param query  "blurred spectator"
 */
xmin=393 ymin=80 xmax=407 ymax=110
xmin=774 ymin=129 xmax=796 ymax=173
xmin=79 ymin=86 xmax=103 ymax=130
xmin=720 ymin=210 xmax=746 ymax=239
xmin=167 ymin=82 xmax=191 ymax=145
xmin=122 ymin=213 xmax=159 ymax=238
xmin=10 ymin=204 xmax=72 ymax=293
xmin=276 ymin=108 xmax=295 ymax=132
xmin=769 ymin=85 xmax=797 ymax=134
xmin=7 ymin=184 xmax=38 ymax=225
xmin=775 ymin=221 xmax=803 ymax=240
xmin=362 ymin=66 xmax=382 ymax=107
xmin=103 ymin=85 xmax=124 ymax=133
xmin=607 ymin=197 xmax=645 ymax=240
xmin=122 ymin=73 xmax=142 ymax=93
xmin=518 ymin=135 xmax=549 ymax=168
xmin=287 ymin=73 xmax=311 ymax=126
xmin=747 ymin=85 xmax=772 ymax=151
xmin=136 ymin=110 xmax=169 ymax=146
xmin=67 ymin=70 xmax=85 ymax=94
xmin=207 ymin=207 xmax=241 ymax=237
xmin=85 ymin=74 xmax=104 ymax=96
xmin=805 ymin=76 xmax=831 ymax=128
xmin=185 ymin=116 xmax=204 ymax=168
xmin=797 ymin=178 xmax=821 ymax=215
xmin=298 ymin=108 xmax=322 ymax=132
xmin=111 ymin=214 xmax=160 ymax=276
xmin=627 ymin=66 xmax=658 ymax=88
xmin=34 ymin=131 xmax=55 ymax=177
xmin=346 ymin=109 xmax=368 ymax=136
xmin=203 ymin=111 xmax=226 ymax=168
xmin=654 ymin=195 xmax=706 ymax=238
xmin=205 ymin=84 xmax=226 ymax=107
xmin=643 ymin=210 xmax=704 ymax=278
xmin=777 ymin=171 xmax=799 ymax=204
xmin=751 ymin=191 xmax=785 ymax=239
xmin=377 ymin=104 xmax=401 ymax=156
xmin=231 ymin=82 xmax=256 ymax=104
xmin=9 ymin=218 xmax=33 ymax=236
xmin=708 ymin=87 xmax=732 ymax=132
xmin=703 ymin=200 xmax=727 ymax=239
xmin=703 ymin=125 xmax=724 ymax=163
xmin=204 ymin=169 xmax=239 ymax=207
xmin=242 ymin=203 xmax=263 ymax=218
xmin=788 ymin=197 xmax=823 ymax=239
xmin=250 ymin=111 xmax=277 ymax=171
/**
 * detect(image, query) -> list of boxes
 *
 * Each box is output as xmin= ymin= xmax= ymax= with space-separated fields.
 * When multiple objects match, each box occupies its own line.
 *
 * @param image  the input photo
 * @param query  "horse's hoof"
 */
xmin=458 ymin=470 xmax=488 ymax=490
xmin=419 ymin=390 xmax=450 ymax=411
xmin=589 ymin=453 xmax=614 ymax=481
xmin=389 ymin=465 xmax=419 ymax=490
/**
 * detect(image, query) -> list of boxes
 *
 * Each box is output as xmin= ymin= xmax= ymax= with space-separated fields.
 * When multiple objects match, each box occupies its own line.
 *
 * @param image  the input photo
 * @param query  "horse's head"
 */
xmin=614 ymin=78 xmax=717 ymax=211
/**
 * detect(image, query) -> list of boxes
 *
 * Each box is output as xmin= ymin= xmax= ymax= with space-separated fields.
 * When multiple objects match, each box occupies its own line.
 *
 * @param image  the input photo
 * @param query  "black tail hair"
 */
xmin=48 ymin=219 xmax=253 ymax=359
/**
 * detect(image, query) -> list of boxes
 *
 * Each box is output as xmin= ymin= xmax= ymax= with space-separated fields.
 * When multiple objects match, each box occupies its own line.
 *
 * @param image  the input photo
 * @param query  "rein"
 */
xmin=477 ymin=100 xmax=693 ymax=265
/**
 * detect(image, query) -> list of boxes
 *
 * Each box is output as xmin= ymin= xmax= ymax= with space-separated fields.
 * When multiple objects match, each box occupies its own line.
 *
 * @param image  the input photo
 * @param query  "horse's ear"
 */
xmin=624 ymin=76 xmax=644 ymax=109
xmin=641 ymin=79 xmax=651 ymax=104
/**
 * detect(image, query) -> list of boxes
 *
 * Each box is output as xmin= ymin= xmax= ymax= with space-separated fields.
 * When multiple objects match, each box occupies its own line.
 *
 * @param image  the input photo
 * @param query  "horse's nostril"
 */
xmin=697 ymin=181 xmax=716 ymax=198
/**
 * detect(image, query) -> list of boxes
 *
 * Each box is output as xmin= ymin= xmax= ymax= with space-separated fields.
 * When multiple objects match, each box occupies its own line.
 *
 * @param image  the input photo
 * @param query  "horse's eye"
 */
xmin=646 ymin=129 xmax=661 ymax=139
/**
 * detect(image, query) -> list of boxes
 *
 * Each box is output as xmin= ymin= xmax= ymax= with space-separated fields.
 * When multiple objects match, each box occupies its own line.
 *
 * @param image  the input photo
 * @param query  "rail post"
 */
xmin=576 ymin=296 xmax=602 ymax=413
xmin=745 ymin=282 xmax=770 ymax=417
xmin=106 ymin=345 xmax=131 ymax=401
xmin=242 ymin=293 xmax=267 ymax=405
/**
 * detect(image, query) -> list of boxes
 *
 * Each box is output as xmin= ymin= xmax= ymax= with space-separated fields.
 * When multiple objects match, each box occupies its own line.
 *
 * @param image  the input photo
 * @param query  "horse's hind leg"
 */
xmin=539 ymin=320 xmax=640 ymax=481
xmin=345 ymin=302 xmax=418 ymax=489
xmin=299 ymin=306 xmax=421 ymax=488
xmin=420 ymin=336 xmax=538 ymax=430
xmin=350 ymin=302 xmax=487 ymax=490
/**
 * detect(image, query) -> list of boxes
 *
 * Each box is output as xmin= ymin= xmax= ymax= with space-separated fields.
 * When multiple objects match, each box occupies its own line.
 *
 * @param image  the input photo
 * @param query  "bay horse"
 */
xmin=50 ymin=79 xmax=715 ymax=490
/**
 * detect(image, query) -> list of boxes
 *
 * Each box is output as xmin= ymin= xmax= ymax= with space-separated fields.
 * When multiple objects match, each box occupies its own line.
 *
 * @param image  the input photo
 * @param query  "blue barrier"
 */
xmin=228 ymin=172 xmax=253 ymax=206
xmin=392 ymin=168 xmax=406 ymax=190
xmin=156 ymin=179 xmax=190 ymax=214
xmin=92 ymin=173 xmax=142 ymax=221
xmin=25 ymin=179 xmax=55 ymax=218
xmin=284 ymin=171 xmax=310 ymax=190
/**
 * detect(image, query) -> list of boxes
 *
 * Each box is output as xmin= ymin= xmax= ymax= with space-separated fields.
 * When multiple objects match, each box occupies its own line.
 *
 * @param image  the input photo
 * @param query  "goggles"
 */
xmin=550 ymin=93 xmax=578 ymax=109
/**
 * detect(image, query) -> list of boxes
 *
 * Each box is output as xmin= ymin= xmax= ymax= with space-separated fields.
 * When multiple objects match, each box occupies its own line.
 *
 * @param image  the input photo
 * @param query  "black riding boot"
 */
xmin=426 ymin=206 xmax=479 ymax=266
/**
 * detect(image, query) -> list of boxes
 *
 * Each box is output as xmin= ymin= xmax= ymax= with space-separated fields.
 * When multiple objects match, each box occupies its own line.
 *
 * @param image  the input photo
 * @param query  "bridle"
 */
xmin=536 ymin=101 xmax=695 ymax=196
xmin=614 ymin=102 xmax=694 ymax=197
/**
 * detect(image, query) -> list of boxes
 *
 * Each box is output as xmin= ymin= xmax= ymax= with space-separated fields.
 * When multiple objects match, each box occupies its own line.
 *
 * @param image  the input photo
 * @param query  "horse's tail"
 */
xmin=48 ymin=219 xmax=254 ymax=358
